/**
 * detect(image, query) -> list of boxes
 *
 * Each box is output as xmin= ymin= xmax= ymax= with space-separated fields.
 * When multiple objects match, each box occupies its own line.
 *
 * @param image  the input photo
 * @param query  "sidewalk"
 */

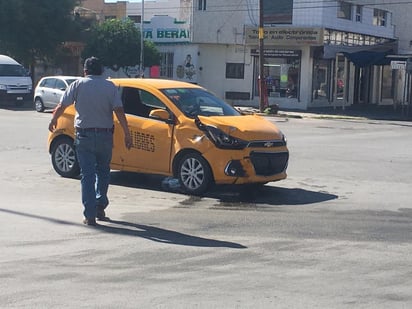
xmin=236 ymin=104 xmax=412 ymax=122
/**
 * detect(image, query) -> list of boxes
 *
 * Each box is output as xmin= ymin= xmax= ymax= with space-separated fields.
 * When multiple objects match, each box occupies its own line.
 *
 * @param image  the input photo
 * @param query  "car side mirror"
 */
xmin=149 ymin=109 xmax=171 ymax=121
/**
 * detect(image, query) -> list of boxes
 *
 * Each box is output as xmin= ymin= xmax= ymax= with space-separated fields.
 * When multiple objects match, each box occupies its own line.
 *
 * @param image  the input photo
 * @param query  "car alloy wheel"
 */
xmin=51 ymin=137 xmax=80 ymax=178
xmin=34 ymin=98 xmax=45 ymax=112
xmin=177 ymin=152 xmax=212 ymax=195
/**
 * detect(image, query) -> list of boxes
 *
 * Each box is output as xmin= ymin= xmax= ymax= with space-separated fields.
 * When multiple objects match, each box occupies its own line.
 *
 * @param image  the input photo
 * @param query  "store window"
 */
xmin=336 ymin=55 xmax=348 ymax=101
xmin=381 ymin=65 xmax=395 ymax=99
xmin=312 ymin=60 xmax=330 ymax=100
xmin=253 ymin=49 xmax=301 ymax=99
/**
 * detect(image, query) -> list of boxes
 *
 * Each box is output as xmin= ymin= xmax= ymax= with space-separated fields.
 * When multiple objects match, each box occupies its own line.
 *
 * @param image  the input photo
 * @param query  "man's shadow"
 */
xmin=97 ymin=219 xmax=246 ymax=249
xmin=0 ymin=208 xmax=246 ymax=249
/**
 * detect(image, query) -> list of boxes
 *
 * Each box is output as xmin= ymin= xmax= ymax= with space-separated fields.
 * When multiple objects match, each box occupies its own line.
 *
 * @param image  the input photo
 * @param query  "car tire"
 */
xmin=177 ymin=152 xmax=213 ymax=195
xmin=51 ymin=137 xmax=80 ymax=178
xmin=34 ymin=98 xmax=45 ymax=112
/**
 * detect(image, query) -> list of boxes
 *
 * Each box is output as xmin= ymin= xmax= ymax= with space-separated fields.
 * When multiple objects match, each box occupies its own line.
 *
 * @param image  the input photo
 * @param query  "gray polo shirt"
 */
xmin=61 ymin=75 xmax=123 ymax=129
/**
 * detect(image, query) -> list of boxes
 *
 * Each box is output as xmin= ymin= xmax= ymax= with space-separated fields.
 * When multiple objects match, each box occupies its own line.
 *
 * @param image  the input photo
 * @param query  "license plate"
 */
xmin=16 ymin=97 xmax=23 ymax=100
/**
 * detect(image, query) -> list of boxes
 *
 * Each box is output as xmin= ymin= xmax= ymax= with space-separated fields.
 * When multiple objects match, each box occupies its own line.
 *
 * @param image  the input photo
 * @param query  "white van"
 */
xmin=0 ymin=55 xmax=33 ymax=106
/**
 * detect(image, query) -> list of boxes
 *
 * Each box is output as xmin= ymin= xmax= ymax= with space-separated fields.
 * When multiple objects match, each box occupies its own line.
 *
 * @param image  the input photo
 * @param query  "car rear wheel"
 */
xmin=51 ymin=137 xmax=80 ymax=178
xmin=177 ymin=152 xmax=212 ymax=195
xmin=34 ymin=98 xmax=45 ymax=112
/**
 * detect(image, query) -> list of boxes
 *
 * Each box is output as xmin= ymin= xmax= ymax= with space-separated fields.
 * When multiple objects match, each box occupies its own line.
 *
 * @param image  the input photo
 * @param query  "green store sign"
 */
xmin=144 ymin=29 xmax=190 ymax=41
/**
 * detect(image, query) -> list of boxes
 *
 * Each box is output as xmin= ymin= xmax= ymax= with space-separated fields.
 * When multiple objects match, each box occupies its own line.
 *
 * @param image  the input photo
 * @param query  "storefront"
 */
xmin=245 ymin=26 xmax=323 ymax=109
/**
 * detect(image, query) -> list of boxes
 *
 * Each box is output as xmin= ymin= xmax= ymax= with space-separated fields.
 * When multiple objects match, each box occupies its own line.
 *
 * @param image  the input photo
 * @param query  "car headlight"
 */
xmin=0 ymin=84 xmax=7 ymax=90
xmin=205 ymin=125 xmax=248 ymax=149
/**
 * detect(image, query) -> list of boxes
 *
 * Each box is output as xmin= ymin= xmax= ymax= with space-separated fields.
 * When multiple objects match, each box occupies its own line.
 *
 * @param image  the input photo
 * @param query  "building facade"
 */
xmin=80 ymin=0 xmax=411 ymax=111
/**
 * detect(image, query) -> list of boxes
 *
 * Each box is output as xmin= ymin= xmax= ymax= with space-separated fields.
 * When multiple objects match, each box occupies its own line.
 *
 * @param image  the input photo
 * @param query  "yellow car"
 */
xmin=48 ymin=78 xmax=289 ymax=195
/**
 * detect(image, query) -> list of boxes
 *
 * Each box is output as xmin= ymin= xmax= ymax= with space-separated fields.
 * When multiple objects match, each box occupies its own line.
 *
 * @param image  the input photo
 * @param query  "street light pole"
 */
xmin=140 ymin=0 xmax=144 ymax=77
xmin=258 ymin=0 xmax=265 ymax=112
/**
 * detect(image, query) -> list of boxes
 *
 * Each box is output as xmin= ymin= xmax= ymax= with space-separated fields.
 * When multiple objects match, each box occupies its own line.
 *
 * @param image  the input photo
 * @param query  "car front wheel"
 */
xmin=177 ymin=152 xmax=213 ymax=195
xmin=51 ymin=137 xmax=80 ymax=178
xmin=34 ymin=98 xmax=45 ymax=112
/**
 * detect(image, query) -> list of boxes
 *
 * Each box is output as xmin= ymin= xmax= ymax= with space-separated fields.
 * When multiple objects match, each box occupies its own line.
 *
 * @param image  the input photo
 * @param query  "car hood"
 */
xmin=198 ymin=114 xmax=283 ymax=140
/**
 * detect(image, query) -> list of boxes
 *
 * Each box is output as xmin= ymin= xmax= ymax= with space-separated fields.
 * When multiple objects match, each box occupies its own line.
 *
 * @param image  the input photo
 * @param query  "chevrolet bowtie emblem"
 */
xmin=264 ymin=142 xmax=274 ymax=147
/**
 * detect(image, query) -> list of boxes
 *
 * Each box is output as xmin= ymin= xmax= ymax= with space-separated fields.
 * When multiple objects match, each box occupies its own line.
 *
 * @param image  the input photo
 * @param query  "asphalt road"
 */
xmin=0 ymin=105 xmax=412 ymax=308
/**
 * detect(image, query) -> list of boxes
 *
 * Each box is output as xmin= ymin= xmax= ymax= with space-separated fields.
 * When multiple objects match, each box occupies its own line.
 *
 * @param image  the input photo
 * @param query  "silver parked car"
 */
xmin=34 ymin=76 xmax=80 ymax=112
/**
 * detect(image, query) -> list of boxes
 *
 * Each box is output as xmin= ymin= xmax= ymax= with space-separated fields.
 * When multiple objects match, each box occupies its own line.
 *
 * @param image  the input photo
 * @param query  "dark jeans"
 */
xmin=75 ymin=130 xmax=113 ymax=219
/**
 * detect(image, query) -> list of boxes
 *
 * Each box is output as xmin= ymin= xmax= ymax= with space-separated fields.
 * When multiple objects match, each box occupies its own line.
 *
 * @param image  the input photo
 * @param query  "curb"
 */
xmin=236 ymin=107 xmax=363 ymax=120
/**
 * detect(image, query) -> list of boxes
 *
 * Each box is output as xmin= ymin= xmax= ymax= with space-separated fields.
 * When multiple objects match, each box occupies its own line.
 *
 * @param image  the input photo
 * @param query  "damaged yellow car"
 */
xmin=48 ymin=78 xmax=289 ymax=195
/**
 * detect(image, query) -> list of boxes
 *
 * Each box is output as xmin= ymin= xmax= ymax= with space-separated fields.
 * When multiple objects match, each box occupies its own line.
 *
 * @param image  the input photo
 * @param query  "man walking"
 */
xmin=49 ymin=56 xmax=132 ymax=226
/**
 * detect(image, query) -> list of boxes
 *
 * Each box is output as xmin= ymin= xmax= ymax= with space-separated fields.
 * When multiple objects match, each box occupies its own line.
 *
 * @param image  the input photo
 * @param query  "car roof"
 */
xmin=109 ymin=78 xmax=203 ymax=90
xmin=41 ymin=75 xmax=80 ymax=80
xmin=0 ymin=55 xmax=21 ymax=65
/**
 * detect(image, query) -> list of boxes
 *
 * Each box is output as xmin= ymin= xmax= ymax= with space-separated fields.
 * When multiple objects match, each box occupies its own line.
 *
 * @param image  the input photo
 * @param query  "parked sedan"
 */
xmin=48 ymin=78 xmax=289 ymax=195
xmin=34 ymin=76 xmax=80 ymax=112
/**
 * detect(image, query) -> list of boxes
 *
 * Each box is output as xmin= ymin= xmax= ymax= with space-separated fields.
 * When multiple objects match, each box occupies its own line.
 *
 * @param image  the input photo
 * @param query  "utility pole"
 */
xmin=258 ymin=0 xmax=265 ymax=112
xmin=140 ymin=0 xmax=145 ymax=77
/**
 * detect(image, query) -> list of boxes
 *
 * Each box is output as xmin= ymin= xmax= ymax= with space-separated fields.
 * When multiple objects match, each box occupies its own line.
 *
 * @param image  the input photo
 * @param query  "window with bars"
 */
xmin=226 ymin=63 xmax=245 ymax=79
xmin=159 ymin=52 xmax=174 ymax=78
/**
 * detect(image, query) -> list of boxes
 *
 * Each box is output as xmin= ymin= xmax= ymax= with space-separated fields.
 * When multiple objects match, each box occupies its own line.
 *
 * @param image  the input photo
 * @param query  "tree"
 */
xmin=82 ymin=18 xmax=160 ymax=70
xmin=0 ymin=0 xmax=80 ymax=68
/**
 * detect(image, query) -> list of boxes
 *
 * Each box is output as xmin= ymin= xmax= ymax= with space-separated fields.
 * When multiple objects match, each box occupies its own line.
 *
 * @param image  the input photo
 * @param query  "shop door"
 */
xmin=313 ymin=59 xmax=331 ymax=101
xmin=381 ymin=65 xmax=395 ymax=104
xmin=354 ymin=67 xmax=370 ymax=105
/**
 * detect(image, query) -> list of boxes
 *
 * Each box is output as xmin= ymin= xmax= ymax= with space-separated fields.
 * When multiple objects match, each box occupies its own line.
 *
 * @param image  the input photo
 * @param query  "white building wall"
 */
xmin=380 ymin=0 xmax=412 ymax=54
xmin=127 ymin=0 xmax=182 ymax=20
xmin=195 ymin=44 xmax=254 ymax=102
xmin=246 ymin=0 xmax=394 ymax=38
xmin=191 ymin=1 xmax=246 ymax=44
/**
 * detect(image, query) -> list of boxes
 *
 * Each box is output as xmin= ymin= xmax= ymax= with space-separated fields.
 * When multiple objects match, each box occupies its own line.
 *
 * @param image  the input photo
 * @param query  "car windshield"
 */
xmin=161 ymin=88 xmax=241 ymax=117
xmin=0 ymin=64 xmax=28 ymax=77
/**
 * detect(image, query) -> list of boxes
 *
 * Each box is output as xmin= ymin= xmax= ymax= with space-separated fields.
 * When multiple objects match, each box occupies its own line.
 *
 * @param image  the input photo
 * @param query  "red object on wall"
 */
xmin=150 ymin=66 xmax=160 ymax=77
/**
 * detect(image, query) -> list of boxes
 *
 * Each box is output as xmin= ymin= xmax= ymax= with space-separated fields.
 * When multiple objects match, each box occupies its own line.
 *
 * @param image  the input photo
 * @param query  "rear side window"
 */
xmin=41 ymin=78 xmax=56 ymax=88
xmin=121 ymin=87 xmax=166 ymax=118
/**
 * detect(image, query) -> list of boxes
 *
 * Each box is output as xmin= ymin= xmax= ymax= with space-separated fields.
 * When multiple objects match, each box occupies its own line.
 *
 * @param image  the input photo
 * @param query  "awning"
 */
xmin=342 ymin=51 xmax=391 ymax=67
xmin=322 ymin=40 xmax=397 ymax=65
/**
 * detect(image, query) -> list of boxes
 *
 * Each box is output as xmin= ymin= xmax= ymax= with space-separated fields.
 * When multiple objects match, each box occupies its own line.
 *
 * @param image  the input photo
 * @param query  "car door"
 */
xmin=41 ymin=78 xmax=57 ymax=108
xmin=52 ymin=79 xmax=67 ymax=108
xmin=112 ymin=86 xmax=174 ymax=174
